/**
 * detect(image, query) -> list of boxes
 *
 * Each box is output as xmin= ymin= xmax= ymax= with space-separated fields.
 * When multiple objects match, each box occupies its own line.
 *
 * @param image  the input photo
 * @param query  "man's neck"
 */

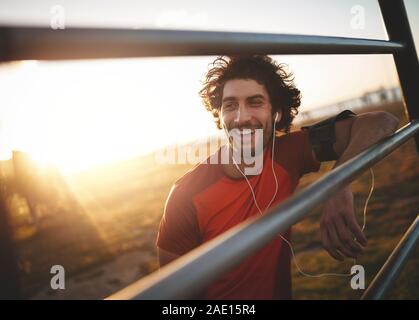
xmin=221 ymin=145 xmax=266 ymax=180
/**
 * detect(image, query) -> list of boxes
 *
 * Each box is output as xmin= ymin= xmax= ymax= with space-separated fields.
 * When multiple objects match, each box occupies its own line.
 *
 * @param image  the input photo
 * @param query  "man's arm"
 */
xmin=318 ymin=111 xmax=399 ymax=261
xmin=158 ymin=247 xmax=180 ymax=267
xmin=156 ymin=182 xmax=202 ymax=267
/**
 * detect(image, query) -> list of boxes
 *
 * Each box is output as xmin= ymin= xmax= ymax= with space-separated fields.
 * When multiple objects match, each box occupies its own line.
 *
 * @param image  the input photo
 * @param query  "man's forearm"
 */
xmin=334 ymin=112 xmax=399 ymax=168
xmin=319 ymin=112 xmax=399 ymax=260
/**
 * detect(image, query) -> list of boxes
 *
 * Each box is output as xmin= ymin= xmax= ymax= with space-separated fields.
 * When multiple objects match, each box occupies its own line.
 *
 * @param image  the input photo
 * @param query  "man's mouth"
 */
xmin=229 ymin=127 xmax=263 ymax=144
xmin=240 ymin=129 xmax=254 ymax=136
xmin=232 ymin=127 xmax=262 ymax=133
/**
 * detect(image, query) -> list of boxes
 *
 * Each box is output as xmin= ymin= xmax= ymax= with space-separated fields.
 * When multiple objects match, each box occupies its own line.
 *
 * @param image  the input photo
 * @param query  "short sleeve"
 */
xmin=300 ymin=129 xmax=321 ymax=175
xmin=274 ymin=130 xmax=321 ymax=180
xmin=156 ymin=184 xmax=202 ymax=255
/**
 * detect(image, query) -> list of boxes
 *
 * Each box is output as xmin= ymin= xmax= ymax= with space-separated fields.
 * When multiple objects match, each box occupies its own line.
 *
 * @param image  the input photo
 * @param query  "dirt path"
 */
xmin=31 ymin=249 xmax=156 ymax=300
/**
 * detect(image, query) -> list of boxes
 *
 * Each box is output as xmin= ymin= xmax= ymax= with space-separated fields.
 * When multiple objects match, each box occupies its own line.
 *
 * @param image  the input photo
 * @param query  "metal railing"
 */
xmin=361 ymin=215 xmax=419 ymax=300
xmin=0 ymin=27 xmax=404 ymax=60
xmin=0 ymin=0 xmax=418 ymax=300
xmin=107 ymin=121 xmax=419 ymax=300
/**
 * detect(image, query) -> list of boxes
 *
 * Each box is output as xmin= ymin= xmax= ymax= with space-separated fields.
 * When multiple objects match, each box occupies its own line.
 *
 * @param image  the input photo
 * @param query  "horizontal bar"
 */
xmin=107 ymin=120 xmax=419 ymax=300
xmin=0 ymin=26 xmax=404 ymax=61
xmin=361 ymin=215 xmax=419 ymax=300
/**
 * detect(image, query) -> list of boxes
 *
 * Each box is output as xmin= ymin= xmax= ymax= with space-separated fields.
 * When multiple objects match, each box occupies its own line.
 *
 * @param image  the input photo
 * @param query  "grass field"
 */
xmin=292 ymin=102 xmax=419 ymax=299
xmin=2 ymin=101 xmax=418 ymax=300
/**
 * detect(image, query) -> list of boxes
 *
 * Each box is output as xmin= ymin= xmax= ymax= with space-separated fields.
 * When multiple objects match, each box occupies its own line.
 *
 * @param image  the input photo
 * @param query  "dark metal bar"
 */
xmin=107 ymin=120 xmax=419 ymax=300
xmin=361 ymin=215 xmax=419 ymax=300
xmin=0 ymin=26 xmax=404 ymax=62
xmin=378 ymin=0 xmax=419 ymax=152
xmin=0 ymin=190 xmax=22 ymax=299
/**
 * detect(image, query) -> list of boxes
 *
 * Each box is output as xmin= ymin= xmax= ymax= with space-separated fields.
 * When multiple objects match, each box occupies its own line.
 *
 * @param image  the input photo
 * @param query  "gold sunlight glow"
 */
xmin=1 ymin=58 xmax=218 ymax=174
xmin=0 ymin=53 xmax=397 ymax=175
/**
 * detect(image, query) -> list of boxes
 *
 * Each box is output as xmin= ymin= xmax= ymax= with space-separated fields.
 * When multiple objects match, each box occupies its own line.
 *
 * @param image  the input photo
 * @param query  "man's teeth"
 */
xmin=230 ymin=128 xmax=261 ymax=139
xmin=240 ymin=128 xmax=258 ymax=133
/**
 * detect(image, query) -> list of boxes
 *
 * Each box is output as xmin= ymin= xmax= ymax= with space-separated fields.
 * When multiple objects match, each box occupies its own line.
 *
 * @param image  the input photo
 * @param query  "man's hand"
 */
xmin=317 ymin=111 xmax=398 ymax=261
xmin=320 ymin=186 xmax=367 ymax=261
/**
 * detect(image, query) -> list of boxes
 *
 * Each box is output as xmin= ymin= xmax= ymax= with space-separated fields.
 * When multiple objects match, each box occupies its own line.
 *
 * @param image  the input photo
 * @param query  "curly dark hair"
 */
xmin=199 ymin=55 xmax=301 ymax=133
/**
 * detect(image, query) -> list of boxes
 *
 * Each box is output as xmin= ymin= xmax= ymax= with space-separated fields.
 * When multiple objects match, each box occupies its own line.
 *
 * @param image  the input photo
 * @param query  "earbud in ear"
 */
xmin=274 ymin=112 xmax=280 ymax=122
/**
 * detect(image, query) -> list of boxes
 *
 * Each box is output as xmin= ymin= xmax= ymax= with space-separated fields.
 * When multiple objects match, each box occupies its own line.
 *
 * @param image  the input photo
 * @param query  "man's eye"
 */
xmin=250 ymin=101 xmax=263 ymax=107
xmin=223 ymin=104 xmax=235 ymax=110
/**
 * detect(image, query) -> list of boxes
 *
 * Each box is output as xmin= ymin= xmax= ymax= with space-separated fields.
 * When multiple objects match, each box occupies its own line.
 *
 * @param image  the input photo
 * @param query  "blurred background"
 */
xmin=0 ymin=0 xmax=418 ymax=299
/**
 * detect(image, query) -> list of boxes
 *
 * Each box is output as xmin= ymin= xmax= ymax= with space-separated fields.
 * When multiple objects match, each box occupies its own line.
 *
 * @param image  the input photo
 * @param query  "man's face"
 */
xmin=220 ymin=79 xmax=277 ymax=155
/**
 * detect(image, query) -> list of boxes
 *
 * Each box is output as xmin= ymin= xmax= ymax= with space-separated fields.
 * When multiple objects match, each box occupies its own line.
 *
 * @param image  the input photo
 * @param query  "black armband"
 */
xmin=301 ymin=109 xmax=356 ymax=162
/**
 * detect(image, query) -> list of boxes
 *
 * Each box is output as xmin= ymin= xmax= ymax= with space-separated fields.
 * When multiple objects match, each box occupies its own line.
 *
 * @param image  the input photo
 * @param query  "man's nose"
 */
xmin=233 ymin=105 xmax=252 ymax=125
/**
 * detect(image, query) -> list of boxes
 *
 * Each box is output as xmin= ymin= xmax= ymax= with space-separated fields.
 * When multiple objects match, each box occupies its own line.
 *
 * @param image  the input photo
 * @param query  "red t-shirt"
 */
xmin=156 ymin=129 xmax=321 ymax=299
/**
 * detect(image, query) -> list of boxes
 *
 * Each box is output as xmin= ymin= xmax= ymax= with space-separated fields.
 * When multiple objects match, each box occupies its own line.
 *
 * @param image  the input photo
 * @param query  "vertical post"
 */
xmin=378 ymin=0 xmax=419 ymax=152
xmin=0 ymin=192 xmax=22 ymax=299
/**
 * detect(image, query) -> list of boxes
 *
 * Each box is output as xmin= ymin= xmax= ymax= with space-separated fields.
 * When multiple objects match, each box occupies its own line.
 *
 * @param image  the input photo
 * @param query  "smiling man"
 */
xmin=156 ymin=55 xmax=399 ymax=299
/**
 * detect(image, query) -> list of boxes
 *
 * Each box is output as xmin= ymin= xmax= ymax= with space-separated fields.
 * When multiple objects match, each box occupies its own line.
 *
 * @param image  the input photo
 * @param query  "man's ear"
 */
xmin=274 ymin=110 xmax=282 ymax=123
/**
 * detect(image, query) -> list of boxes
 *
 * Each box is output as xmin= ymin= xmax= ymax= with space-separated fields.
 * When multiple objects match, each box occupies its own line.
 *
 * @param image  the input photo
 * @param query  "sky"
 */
xmin=0 ymin=0 xmax=418 ymax=174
